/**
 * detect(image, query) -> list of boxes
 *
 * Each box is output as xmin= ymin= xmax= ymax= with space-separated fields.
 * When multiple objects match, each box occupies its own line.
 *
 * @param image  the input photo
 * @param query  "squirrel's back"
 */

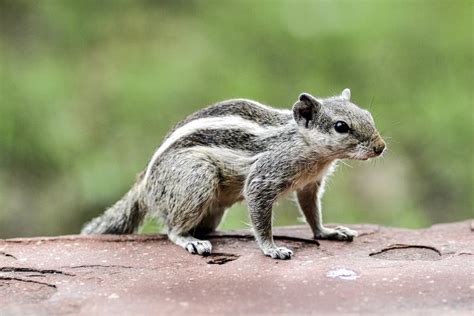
xmin=170 ymin=99 xmax=292 ymax=133
xmin=144 ymin=99 xmax=296 ymax=182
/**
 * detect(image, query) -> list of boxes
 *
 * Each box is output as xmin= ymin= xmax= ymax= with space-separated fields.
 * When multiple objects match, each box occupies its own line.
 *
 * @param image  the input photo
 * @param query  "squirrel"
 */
xmin=81 ymin=89 xmax=386 ymax=260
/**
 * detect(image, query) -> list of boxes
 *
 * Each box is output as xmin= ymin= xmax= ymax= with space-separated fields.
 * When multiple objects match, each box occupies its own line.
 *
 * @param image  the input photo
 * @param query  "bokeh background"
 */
xmin=0 ymin=0 xmax=472 ymax=238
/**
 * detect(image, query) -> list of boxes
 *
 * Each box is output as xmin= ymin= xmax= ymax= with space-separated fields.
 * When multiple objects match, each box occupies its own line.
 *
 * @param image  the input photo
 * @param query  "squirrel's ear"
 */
xmin=293 ymin=93 xmax=321 ymax=128
xmin=341 ymin=88 xmax=351 ymax=101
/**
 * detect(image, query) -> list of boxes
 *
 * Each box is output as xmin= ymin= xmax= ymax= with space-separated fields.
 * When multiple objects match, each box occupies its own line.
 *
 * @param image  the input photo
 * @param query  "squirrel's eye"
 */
xmin=334 ymin=121 xmax=350 ymax=133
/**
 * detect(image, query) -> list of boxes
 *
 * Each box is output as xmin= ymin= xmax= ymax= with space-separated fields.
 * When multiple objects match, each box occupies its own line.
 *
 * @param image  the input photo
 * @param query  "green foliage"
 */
xmin=0 ymin=0 xmax=472 ymax=237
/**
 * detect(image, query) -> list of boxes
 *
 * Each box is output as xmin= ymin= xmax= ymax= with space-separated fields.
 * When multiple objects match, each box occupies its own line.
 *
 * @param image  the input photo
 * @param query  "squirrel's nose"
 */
xmin=373 ymin=142 xmax=385 ymax=155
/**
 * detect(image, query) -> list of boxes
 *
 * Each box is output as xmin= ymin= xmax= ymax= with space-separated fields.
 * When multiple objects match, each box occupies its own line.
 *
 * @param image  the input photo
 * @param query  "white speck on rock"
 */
xmin=326 ymin=268 xmax=359 ymax=280
xmin=108 ymin=293 xmax=119 ymax=299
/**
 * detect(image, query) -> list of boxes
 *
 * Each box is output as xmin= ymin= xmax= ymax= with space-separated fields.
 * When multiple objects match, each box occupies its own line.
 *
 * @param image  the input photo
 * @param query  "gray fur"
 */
xmin=81 ymin=89 xmax=386 ymax=260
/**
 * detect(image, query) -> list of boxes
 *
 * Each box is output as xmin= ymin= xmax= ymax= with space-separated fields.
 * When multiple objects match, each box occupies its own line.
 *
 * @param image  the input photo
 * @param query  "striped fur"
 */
xmin=143 ymin=114 xmax=284 ymax=182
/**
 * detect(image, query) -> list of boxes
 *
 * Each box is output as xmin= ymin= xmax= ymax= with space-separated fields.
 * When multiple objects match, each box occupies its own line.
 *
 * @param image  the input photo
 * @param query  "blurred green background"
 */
xmin=0 ymin=0 xmax=472 ymax=238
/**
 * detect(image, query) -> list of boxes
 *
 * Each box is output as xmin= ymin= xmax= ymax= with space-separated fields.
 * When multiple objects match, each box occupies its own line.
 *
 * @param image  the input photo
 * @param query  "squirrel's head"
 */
xmin=293 ymin=89 xmax=385 ymax=160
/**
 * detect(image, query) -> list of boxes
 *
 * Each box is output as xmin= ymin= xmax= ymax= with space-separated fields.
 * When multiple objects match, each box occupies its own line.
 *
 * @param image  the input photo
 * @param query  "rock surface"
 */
xmin=0 ymin=221 xmax=473 ymax=315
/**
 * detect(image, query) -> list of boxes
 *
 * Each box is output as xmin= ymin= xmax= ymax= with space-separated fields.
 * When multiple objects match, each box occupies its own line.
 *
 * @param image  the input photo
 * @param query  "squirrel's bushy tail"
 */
xmin=81 ymin=181 xmax=146 ymax=235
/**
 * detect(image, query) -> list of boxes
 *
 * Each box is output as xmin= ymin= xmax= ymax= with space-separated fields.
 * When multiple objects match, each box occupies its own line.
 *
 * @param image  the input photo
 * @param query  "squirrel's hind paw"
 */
xmin=264 ymin=246 xmax=293 ymax=260
xmin=185 ymin=240 xmax=213 ymax=256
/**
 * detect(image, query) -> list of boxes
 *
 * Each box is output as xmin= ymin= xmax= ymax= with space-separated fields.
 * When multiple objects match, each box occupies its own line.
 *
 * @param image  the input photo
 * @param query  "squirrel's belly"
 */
xmin=215 ymin=184 xmax=245 ymax=209
xmin=190 ymin=146 xmax=254 ymax=208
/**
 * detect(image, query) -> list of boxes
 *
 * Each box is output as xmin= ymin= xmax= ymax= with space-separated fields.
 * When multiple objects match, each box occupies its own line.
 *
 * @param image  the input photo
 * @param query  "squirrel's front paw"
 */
xmin=264 ymin=246 xmax=293 ymax=260
xmin=315 ymin=226 xmax=358 ymax=241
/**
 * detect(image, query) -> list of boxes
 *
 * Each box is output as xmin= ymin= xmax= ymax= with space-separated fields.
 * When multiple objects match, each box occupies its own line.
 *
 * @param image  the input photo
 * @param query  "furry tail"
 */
xmin=81 ymin=181 xmax=146 ymax=235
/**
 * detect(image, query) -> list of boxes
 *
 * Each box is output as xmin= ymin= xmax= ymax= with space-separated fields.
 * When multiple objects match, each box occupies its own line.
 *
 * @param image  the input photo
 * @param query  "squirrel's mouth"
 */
xmin=364 ymin=150 xmax=383 ymax=160
xmin=351 ymin=149 xmax=380 ymax=161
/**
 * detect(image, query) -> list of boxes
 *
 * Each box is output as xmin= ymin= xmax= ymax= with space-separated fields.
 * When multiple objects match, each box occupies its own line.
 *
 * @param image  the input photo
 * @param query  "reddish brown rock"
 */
xmin=0 ymin=221 xmax=473 ymax=315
